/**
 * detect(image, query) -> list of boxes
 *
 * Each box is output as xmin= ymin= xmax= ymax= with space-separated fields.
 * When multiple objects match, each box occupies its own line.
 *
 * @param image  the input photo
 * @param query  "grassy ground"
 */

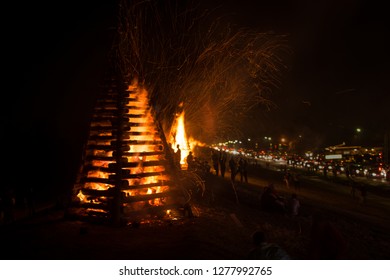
xmin=1 ymin=164 xmax=389 ymax=260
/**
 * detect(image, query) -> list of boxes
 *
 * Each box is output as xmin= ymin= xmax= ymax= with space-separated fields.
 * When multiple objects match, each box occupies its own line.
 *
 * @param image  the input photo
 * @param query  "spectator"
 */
xmin=186 ymin=151 xmax=194 ymax=170
xmin=289 ymin=193 xmax=300 ymax=217
xmin=247 ymin=231 xmax=290 ymax=260
xmin=259 ymin=184 xmax=286 ymax=213
xmin=309 ymin=212 xmax=347 ymax=259
xmin=219 ymin=151 xmax=227 ymax=178
xmin=237 ymin=157 xmax=244 ymax=183
xmin=292 ymin=173 xmax=300 ymax=192
xmin=175 ymin=144 xmax=181 ymax=169
xmin=283 ymin=171 xmax=291 ymax=189
xmin=242 ymin=158 xmax=248 ymax=183
xmin=211 ymin=150 xmax=219 ymax=176
xmin=229 ymin=157 xmax=237 ymax=182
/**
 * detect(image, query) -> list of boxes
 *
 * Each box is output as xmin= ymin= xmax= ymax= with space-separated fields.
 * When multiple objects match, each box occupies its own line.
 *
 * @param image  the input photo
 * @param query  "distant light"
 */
xmin=356 ymin=128 xmax=361 ymax=133
xmin=325 ymin=154 xmax=342 ymax=160
xmin=248 ymin=138 xmax=251 ymax=141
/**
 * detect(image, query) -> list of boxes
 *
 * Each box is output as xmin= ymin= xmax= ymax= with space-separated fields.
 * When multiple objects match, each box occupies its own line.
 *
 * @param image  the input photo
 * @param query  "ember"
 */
xmin=67 ymin=76 xmax=188 ymax=225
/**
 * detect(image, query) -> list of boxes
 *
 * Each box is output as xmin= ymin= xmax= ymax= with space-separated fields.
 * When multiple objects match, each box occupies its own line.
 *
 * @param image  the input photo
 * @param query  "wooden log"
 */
xmin=83 ymin=165 xmax=131 ymax=177
xmin=81 ymin=177 xmax=115 ymax=185
xmin=83 ymin=165 xmax=111 ymax=173
xmin=89 ymin=125 xmax=131 ymax=132
xmin=122 ymin=190 xmax=179 ymax=203
xmin=84 ymin=210 xmax=110 ymax=218
xmin=95 ymin=97 xmax=137 ymax=103
xmin=90 ymin=116 xmax=121 ymax=122
xmin=127 ymin=131 xmax=159 ymax=136
xmin=88 ymin=135 xmax=116 ymax=141
xmin=88 ymin=126 xmax=114 ymax=132
xmin=86 ymin=144 xmax=130 ymax=152
xmin=95 ymin=99 xmax=117 ymax=104
xmin=110 ymin=140 xmax=163 ymax=146
xmin=110 ymin=171 xmax=167 ymax=180
xmin=108 ymin=160 xmax=167 ymax=169
xmin=109 ymin=118 xmax=131 ymax=126
xmin=80 ymin=188 xmax=115 ymax=197
xmin=123 ymin=105 xmax=145 ymax=110
xmin=94 ymin=105 xmax=118 ymax=110
xmin=85 ymin=155 xmax=115 ymax=161
xmin=121 ymin=181 xmax=173 ymax=191
xmin=79 ymin=202 xmax=109 ymax=210
xmin=90 ymin=116 xmax=117 ymax=123
xmin=118 ymin=151 xmax=165 ymax=157
xmin=127 ymin=122 xmax=155 ymax=127
xmin=93 ymin=108 xmax=127 ymax=115
xmin=124 ymin=113 xmax=146 ymax=118
xmin=90 ymin=120 xmax=130 ymax=128
xmin=86 ymin=144 xmax=114 ymax=151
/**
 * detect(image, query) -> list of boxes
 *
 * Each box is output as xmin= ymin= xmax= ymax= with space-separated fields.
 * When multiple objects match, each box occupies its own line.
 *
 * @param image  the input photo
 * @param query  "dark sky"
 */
xmin=206 ymin=0 xmax=390 ymax=147
xmin=2 ymin=0 xmax=389 ymax=191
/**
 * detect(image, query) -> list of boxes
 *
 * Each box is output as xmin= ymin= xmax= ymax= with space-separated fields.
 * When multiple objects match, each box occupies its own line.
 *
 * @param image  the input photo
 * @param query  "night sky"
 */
xmin=2 ymin=0 xmax=389 ymax=193
xmin=208 ymin=0 xmax=390 ymax=147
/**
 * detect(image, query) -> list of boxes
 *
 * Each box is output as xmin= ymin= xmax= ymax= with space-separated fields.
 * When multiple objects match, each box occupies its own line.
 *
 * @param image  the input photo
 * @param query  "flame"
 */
xmin=87 ymin=170 xmax=111 ymax=179
xmin=169 ymin=108 xmax=204 ymax=167
xmin=85 ymin=182 xmax=111 ymax=191
xmin=75 ymin=79 xmax=182 ymax=219
xmin=77 ymin=190 xmax=86 ymax=201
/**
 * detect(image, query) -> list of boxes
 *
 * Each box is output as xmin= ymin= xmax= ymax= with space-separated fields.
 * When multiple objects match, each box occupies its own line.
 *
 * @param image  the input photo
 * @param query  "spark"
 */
xmin=115 ymin=0 xmax=290 ymax=144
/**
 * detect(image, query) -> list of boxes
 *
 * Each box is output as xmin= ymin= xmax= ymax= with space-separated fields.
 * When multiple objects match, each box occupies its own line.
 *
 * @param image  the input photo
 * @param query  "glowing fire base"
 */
xmin=67 ymin=74 xmax=188 ymax=225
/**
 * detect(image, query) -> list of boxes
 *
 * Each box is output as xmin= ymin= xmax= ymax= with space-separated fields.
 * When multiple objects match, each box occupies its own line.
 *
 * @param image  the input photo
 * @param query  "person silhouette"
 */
xmin=186 ymin=151 xmax=194 ymax=170
xmin=219 ymin=151 xmax=227 ymax=178
xmin=247 ymin=231 xmax=290 ymax=260
xmin=175 ymin=144 xmax=181 ymax=169
xmin=229 ymin=157 xmax=237 ymax=182
xmin=309 ymin=212 xmax=347 ymax=259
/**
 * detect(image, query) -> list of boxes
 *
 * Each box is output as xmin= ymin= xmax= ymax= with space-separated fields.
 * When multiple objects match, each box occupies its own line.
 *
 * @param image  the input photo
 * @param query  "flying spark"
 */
xmin=114 ymin=0 xmax=290 ymax=144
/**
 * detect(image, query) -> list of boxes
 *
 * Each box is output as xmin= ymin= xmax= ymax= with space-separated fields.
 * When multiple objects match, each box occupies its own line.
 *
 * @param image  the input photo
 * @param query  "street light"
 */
xmin=353 ymin=128 xmax=362 ymax=145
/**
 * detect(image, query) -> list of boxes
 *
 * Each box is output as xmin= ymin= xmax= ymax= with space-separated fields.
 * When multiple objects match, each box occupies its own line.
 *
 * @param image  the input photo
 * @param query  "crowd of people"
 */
xmin=208 ymin=149 xmax=249 ymax=183
xmin=180 ymin=147 xmax=349 ymax=260
xmin=181 ymin=147 xmax=250 ymax=185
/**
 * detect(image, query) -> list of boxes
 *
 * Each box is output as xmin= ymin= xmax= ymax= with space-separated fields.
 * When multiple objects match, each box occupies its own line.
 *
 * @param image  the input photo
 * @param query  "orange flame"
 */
xmin=76 ymin=79 xmax=194 ymax=220
xmin=171 ymin=110 xmax=189 ymax=164
xmin=170 ymin=109 xmax=204 ymax=168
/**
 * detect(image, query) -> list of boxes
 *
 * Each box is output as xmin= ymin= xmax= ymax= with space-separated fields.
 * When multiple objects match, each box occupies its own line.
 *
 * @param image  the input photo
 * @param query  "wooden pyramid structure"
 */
xmin=67 ymin=70 xmax=189 ymax=225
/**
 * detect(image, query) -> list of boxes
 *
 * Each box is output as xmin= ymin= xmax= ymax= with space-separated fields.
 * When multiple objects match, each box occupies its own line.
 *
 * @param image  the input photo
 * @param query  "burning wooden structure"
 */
xmin=67 ymin=71 xmax=189 ymax=225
